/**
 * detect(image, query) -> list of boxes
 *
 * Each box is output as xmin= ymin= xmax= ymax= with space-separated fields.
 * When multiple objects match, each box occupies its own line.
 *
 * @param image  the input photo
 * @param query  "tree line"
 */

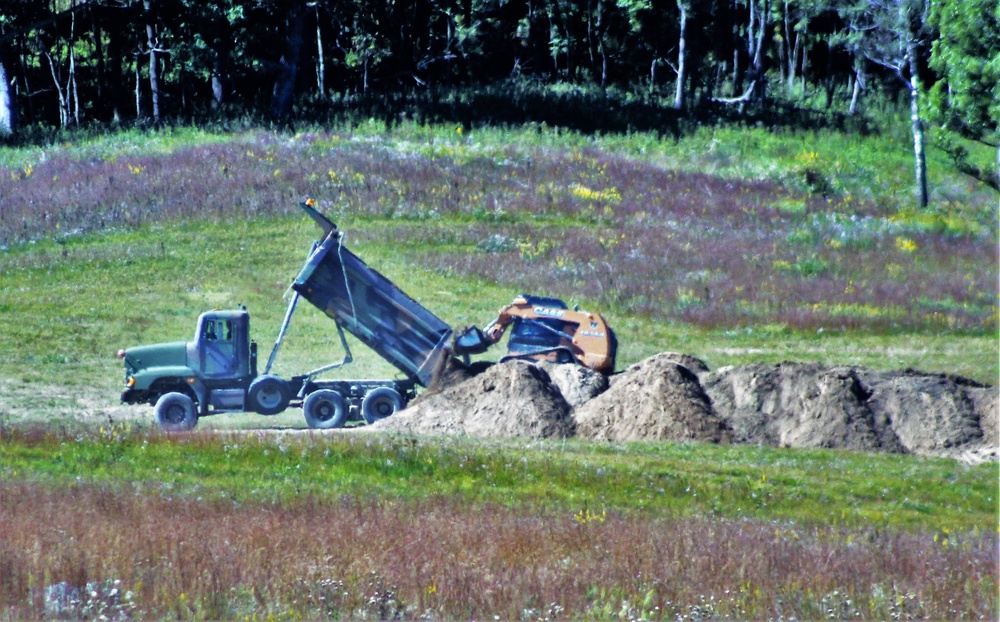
xmin=0 ymin=0 xmax=997 ymax=197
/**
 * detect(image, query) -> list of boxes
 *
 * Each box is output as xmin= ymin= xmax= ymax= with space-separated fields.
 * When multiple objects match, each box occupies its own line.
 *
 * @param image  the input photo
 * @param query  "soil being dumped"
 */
xmin=371 ymin=353 xmax=999 ymax=463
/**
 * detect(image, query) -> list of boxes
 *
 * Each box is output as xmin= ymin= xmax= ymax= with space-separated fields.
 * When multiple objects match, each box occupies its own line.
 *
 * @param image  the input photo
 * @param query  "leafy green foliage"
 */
xmin=926 ymin=0 xmax=1000 ymax=190
xmin=928 ymin=0 xmax=1000 ymax=144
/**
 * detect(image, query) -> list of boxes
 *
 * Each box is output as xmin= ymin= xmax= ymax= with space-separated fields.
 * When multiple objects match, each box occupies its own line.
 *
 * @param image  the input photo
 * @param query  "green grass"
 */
xmin=0 ymin=216 xmax=493 ymax=393
xmin=2 ymin=424 xmax=995 ymax=532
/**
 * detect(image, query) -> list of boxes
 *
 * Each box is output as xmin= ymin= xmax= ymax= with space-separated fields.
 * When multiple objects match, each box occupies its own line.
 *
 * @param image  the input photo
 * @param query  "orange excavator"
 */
xmin=453 ymin=294 xmax=617 ymax=373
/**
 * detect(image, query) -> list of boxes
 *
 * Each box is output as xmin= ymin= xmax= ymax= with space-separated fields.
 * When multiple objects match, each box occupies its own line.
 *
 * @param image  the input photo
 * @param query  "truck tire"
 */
xmin=155 ymin=392 xmax=198 ymax=432
xmin=303 ymin=390 xmax=347 ymax=429
xmin=248 ymin=375 xmax=291 ymax=415
xmin=362 ymin=387 xmax=404 ymax=424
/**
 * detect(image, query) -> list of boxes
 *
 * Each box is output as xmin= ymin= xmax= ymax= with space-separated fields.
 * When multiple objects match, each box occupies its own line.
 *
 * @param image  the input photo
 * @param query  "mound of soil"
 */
xmin=853 ymin=368 xmax=996 ymax=459
xmin=536 ymin=361 xmax=609 ymax=408
xmin=701 ymin=363 xmax=905 ymax=452
xmin=971 ymin=388 xmax=998 ymax=445
xmin=573 ymin=353 xmax=731 ymax=444
xmin=371 ymin=360 xmax=574 ymax=439
xmin=423 ymin=355 xmax=495 ymax=394
xmin=370 ymin=352 xmax=997 ymax=463
xmin=693 ymin=362 xmax=997 ymax=461
xmin=649 ymin=351 xmax=712 ymax=376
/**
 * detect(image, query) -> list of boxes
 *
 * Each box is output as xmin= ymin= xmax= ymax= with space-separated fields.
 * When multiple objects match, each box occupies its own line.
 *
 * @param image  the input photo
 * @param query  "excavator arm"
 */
xmin=455 ymin=295 xmax=616 ymax=373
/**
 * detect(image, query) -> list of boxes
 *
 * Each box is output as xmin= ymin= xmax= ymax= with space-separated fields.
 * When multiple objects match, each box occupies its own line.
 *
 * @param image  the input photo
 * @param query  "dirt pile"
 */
xmin=703 ymin=364 xmax=997 ymax=461
xmin=701 ymin=363 xmax=906 ymax=452
xmin=536 ymin=361 xmax=609 ymax=408
xmin=374 ymin=353 xmax=997 ymax=462
xmin=371 ymin=359 xmax=574 ymax=439
xmin=573 ymin=353 xmax=731 ymax=443
xmin=855 ymin=368 xmax=997 ymax=461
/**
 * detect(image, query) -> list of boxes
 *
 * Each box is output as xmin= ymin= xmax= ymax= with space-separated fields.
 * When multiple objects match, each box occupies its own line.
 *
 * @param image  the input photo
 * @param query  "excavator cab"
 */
xmin=505 ymin=296 xmax=575 ymax=363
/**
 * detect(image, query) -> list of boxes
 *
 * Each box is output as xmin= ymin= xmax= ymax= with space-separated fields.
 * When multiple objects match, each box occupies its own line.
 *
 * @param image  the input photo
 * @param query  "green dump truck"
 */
xmin=118 ymin=200 xmax=453 ymax=432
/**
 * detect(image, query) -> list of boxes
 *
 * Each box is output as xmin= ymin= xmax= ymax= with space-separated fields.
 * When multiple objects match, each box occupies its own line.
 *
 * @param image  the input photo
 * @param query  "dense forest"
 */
xmin=0 ymin=0 xmax=997 ymax=193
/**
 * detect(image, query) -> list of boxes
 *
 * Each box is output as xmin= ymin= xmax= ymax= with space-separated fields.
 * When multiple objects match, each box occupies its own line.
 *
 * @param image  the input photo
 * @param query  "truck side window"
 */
xmin=203 ymin=319 xmax=233 ymax=342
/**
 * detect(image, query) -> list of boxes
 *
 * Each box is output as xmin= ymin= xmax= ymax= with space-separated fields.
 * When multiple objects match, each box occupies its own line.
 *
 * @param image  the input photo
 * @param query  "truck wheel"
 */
xmin=248 ymin=375 xmax=290 ymax=415
xmin=155 ymin=392 xmax=198 ymax=432
xmin=362 ymin=387 xmax=404 ymax=424
xmin=303 ymin=390 xmax=347 ymax=429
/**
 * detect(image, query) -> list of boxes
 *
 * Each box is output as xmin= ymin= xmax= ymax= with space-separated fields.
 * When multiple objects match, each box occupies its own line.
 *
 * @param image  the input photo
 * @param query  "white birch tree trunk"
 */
xmin=70 ymin=9 xmax=80 ymax=126
xmin=45 ymin=51 xmax=69 ymax=127
xmin=315 ymin=4 xmax=326 ymax=97
xmin=907 ymin=41 xmax=928 ymax=208
xmin=674 ymin=1 xmax=687 ymax=109
xmin=145 ymin=1 xmax=161 ymax=124
xmin=0 ymin=60 xmax=13 ymax=138
xmin=848 ymin=63 xmax=863 ymax=115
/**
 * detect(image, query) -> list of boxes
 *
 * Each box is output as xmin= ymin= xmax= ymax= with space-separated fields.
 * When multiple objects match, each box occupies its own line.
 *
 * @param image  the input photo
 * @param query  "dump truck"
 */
xmin=118 ymin=200 xmax=453 ymax=432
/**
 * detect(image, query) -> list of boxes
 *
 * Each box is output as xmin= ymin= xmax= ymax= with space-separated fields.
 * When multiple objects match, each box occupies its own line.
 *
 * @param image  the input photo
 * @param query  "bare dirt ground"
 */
xmin=372 ymin=353 xmax=999 ymax=464
xmin=0 ymin=378 xmax=147 ymax=424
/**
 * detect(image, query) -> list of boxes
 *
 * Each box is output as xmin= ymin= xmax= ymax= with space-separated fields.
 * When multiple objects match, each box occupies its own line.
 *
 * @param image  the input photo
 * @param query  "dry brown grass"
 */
xmin=2 ymin=480 xmax=995 ymax=620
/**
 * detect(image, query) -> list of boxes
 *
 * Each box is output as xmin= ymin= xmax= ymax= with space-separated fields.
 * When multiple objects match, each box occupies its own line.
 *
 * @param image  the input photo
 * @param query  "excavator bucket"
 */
xmin=454 ymin=326 xmax=491 ymax=355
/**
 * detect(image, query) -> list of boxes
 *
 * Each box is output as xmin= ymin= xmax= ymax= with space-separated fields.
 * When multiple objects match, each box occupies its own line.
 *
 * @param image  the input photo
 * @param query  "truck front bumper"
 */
xmin=121 ymin=388 xmax=140 ymax=404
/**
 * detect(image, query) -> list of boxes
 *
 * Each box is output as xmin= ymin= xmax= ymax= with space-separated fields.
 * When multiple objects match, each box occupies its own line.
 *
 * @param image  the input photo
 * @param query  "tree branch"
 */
xmin=711 ymin=81 xmax=757 ymax=104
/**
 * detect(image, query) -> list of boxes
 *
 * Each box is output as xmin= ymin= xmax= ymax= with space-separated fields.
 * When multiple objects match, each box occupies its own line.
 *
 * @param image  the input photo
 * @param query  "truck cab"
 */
xmin=194 ymin=310 xmax=252 ymax=379
xmin=119 ymin=308 xmax=270 ymax=430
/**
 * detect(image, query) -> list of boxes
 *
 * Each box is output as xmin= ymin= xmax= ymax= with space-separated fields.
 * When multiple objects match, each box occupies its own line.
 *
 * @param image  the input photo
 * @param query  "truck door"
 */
xmin=200 ymin=317 xmax=238 ymax=377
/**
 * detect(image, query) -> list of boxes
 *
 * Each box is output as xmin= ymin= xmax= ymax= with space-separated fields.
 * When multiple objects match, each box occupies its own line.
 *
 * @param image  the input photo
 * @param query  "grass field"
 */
xmin=0 ymin=121 xmax=997 ymax=619
xmin=0 ymin=124 xmax=995 ymax=390
xmin=1 ymin=426 xmax=997 ymax=619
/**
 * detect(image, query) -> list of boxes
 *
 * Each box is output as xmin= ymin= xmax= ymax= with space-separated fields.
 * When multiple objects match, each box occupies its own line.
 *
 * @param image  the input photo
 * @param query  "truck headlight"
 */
xmin=126 ymin=377 xmax=136 ymax=388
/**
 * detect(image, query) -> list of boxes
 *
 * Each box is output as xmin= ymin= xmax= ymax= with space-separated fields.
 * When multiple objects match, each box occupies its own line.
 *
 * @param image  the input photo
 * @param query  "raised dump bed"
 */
xmin=291 ymin=209 xmax=453 ymax=389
